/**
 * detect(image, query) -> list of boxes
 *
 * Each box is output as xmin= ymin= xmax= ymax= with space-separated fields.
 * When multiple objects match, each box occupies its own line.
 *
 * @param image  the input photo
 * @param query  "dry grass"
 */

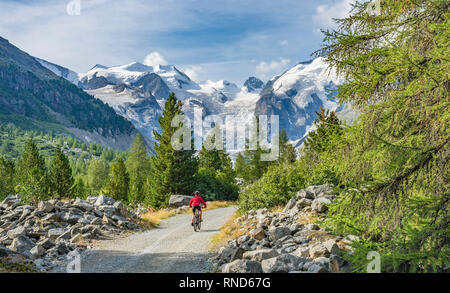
xmin=208 ymin=212 xmax=256 ymax=252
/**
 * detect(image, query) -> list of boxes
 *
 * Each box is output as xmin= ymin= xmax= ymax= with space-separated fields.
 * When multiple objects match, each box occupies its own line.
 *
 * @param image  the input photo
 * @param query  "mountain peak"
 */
xmin=244 ymin=77 xmax=264 ymax=92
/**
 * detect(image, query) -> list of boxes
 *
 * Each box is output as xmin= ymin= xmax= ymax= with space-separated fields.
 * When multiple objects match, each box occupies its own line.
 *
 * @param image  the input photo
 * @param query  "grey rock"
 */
xmin=7 ymin=226 xmax=26 ymax=239
xmin=305 ymin=224 xmax=319 ymax=231
xmin=283 ymin=198 xmax=296 ymax=212
xmin=73 ymin=199 xmax=93 ymax=212
xmin=261 ymin=254 xmax=305 ymax=273
xmin=47 ymin=228 xmax=66 ymax=240
xmin=94 ymin=195 xmax=107 ymax=206
xmin=309 ymin=243 xmax=330 ymax=259
xmin=250 ymin=227 xmax=266 ymax=240
xmin=296 ymin=190 xmax=314 ymax=200
xmin=37 ymin=238 xmax=55 ymax=249
xmin=56 ymin=242 xmax=70 ymax=254
xmin=268 ymin=226 xmax=291 ymax=242
xmin=37 ymin=201 xmax=54 ymax=213
xmin=297 ymin=198 xmax=312 ymax=207
xmin=324 ymin=239 xmax=340 ymax=255
xmin=306 ymin=184 xmax=333 ymax=197
xmin=222 ymin=259 xmax=263 ymax=273
xmin=30 ymin=244 xmax=45 ymax=258
xmin=168 ymin=195 xmax=192 ymax=208
xmin=230 ymin=247 xmax=246 ymax=261
xmin=307 ymin=263 xmax=329 ymax=273
xmin=10 ymin=235 xmax=34 ymax=253
xmin=294 ymin=246 xmax=310 ymax=258
xmin=243 ymin=249 xmax=279 ymax=262
xmin=311 ymin=197 xmax=332 ymax=213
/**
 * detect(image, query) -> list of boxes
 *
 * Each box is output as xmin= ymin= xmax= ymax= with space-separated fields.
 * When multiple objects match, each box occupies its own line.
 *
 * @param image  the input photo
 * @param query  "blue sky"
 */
xmin=0 ymin=0 xmax=353 ymax=85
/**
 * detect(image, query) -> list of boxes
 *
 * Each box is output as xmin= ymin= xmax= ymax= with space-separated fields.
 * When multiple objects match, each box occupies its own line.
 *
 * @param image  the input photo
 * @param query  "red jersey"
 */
xmin=189 ymin=196 xmax=206 ymax=208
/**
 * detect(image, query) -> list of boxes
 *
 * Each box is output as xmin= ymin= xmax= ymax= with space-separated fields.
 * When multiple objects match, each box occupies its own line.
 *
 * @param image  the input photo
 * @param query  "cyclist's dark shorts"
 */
xmin=192 ymin=205 xmax=201 ymax=213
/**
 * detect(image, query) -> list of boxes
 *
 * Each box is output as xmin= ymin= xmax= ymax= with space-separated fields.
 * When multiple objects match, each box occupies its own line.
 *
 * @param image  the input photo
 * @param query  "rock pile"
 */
xmin=212 ymin=184 xmax=357 ymax=273
xmin=0 ymin=194 xmax=142 ymax=272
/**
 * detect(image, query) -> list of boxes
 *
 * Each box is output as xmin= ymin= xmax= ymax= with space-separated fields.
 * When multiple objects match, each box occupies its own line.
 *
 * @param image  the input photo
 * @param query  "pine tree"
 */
xmin=50 ymin=146 xmax=74 ymax=199
xmin=103 ymin=158 xmax=129 ymax=203
xmin=316 ymin=0 xmax=449 ymax=272
xmin=125 ymin=134 xmax=150 ymax=204
xmin=86 ymin=158 xmax=110 ymax=195
xmin=71 ymin=176 xmax=87 ymax=199
xmin=15 ymin=139 xmax=50 ymax=203
xmin=147 ymin=93 xmax=198 ymax=208
xmin=283 ymin=144 xmax=297 ymax=163
xmin=0 ymin=156 xmax=15 ymax=199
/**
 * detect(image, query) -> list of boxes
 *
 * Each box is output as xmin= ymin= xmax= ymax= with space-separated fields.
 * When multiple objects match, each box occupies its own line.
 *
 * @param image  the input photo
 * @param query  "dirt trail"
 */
xmin=64 ymin=206 xmax=235 ymax=273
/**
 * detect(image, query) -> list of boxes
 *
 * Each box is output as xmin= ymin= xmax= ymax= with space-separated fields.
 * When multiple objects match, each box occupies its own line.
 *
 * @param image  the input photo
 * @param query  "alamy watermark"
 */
xmin=66 ymin=0 xmax=81 ymax=16
xmin=171 ymin=109 xmax=280 ymax=161
xmin=367 ymin=251 xmax=381 ymax=273
xmin=366 ymin=0 xmax=382 ymax=16
xmin=66 ymin=250 xmax=81 ymax=273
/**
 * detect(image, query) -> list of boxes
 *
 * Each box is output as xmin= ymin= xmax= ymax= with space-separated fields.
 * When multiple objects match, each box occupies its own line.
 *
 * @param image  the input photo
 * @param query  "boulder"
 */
xmin=294 ymin=247 xmax=310 ymax=258
xmin=250 ymin=228 xmax=266 ymax=240
xmin=7 ymin=226 xmax=26 ymax=239
xmin=268 ymin=226 xmax=291 ymax=242
xmin=311 ymin=197 xmax=332 ymax=213
xmin=306 ymin=184 xmax=333 ymax=197
xmin=37 ymin=238 xmax=55 ymax=249
xmin=324 ymin=239 xmax=340 ymax=255
xmin=296 ymin=198 xmax=312 ymax=208
xmin=168 ymin=195 xmax=192 ymax=208
xmin=47 ymin=228 xmax=66 ymax=240
xmin=296 ymin=190 xmax=314 ymax=200
xmin=307 ymin=263 xmax=329 ymax=273
xmin=73 ymin=199 xmax=93 ymax=212
xmin=30 ymin=244 xmax=45 ymax=258
xmin=230 ymin=247 xmax=246 ymax=261
xmin=222 ymin=259 xmax=263 ymax=273
xmin=309 ymin=243 xmax=329 ymax=259
xmin=261 ymin=254 xmax=305 ymax=273
xmin=9 ymin=235 xmax=34 ymax=253
xmin=243 ymin=249 xmax=279 ymax=262
xmin=37 ymin=201 xmax=54 ymax=213
xmin=94 ymin=195 xmax=107 ymax=206
xmin=283 ymin=198 xmax=296 ymax=212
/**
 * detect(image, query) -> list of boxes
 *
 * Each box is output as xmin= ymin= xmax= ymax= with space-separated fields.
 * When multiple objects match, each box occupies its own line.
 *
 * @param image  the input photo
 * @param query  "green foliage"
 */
xmin=71 ymin=177 xmax=87 ymax=199
xmin=315 ymin=0 xmax=449 ymax=272
xmin=238 ymin=162 xmax=306 ymax=211
xmin=147 ymin=93 xmax=198 ymax=208
xmin=196 ymin=139 xmax=238 ymax=201
xmin=0 ymin=156 xmax=15 ymax=199
xmin=103 ymin=158 xmax=130 ymax=203
xmin=125 ymin=134 xmax=150 ymax=204
xmin=14 ymin=139 xmax=50 ymax=203
xmin=86 ymin=158 xmax=110 ymax=196
xmin=50 ymin=146 xmax=74 ymax=199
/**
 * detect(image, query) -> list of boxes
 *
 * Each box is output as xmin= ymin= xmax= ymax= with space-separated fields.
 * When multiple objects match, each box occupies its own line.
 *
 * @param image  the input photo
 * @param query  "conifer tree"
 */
xmin=50 ymin=146 xmax=74 ymax=199
xmin=147 ymin=93 xmax=198 ymax=208
xmin=86 ymin=158 xmax=109 ymax=195
xmin=103 ymin=158 xmax=129 ymax=202
xmin=125 ymin=133 xmax=150 ymax=204
xmin=0 ymin=156 xmax=15 ymax=199
xmin=15 ymin=139 xmax=50 ymax=203
xmin=316 ymin=0 xmax=449 ymax=272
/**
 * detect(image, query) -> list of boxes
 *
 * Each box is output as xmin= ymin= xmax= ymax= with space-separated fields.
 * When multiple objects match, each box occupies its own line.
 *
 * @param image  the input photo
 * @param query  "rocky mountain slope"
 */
xmin=0 ymin=37 xmax=138 ymax=150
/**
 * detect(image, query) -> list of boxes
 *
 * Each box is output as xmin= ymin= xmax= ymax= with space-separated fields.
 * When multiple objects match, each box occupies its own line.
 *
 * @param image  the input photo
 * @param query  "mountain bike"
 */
xmin=193 ymin=209 xmax=201 ymax=232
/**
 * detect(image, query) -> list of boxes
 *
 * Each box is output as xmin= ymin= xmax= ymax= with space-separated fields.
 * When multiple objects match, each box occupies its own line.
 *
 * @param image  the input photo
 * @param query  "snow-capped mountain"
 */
xmin=36 ymin=56 xmax=348 ymax=152
xmin=255 ymin=58 xmax=343 ymax=143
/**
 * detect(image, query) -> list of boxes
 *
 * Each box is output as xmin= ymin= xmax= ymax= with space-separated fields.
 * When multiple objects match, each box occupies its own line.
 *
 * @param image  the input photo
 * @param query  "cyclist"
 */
xmin=189 ymin=191 xmax=207 ymax=226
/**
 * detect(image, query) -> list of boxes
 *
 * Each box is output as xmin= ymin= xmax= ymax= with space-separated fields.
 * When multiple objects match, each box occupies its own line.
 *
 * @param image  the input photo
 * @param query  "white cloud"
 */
xmin=143 ymin=52 xmax=168 ymax=67
xmin=280 ymin=40 xmax=288 ymax=46
xmin=256 ymin=58 xmax=291 ymax=80
xmin=313 ymin=0 xmax=354 ymax=32
xmin=182 ymin=65 xmax=203 ymax=82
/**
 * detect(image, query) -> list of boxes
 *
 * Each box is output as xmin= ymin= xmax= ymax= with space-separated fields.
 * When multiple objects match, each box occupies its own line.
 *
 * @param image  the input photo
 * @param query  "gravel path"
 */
xmin=73 ymin=206 xmax=236 ymax=273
